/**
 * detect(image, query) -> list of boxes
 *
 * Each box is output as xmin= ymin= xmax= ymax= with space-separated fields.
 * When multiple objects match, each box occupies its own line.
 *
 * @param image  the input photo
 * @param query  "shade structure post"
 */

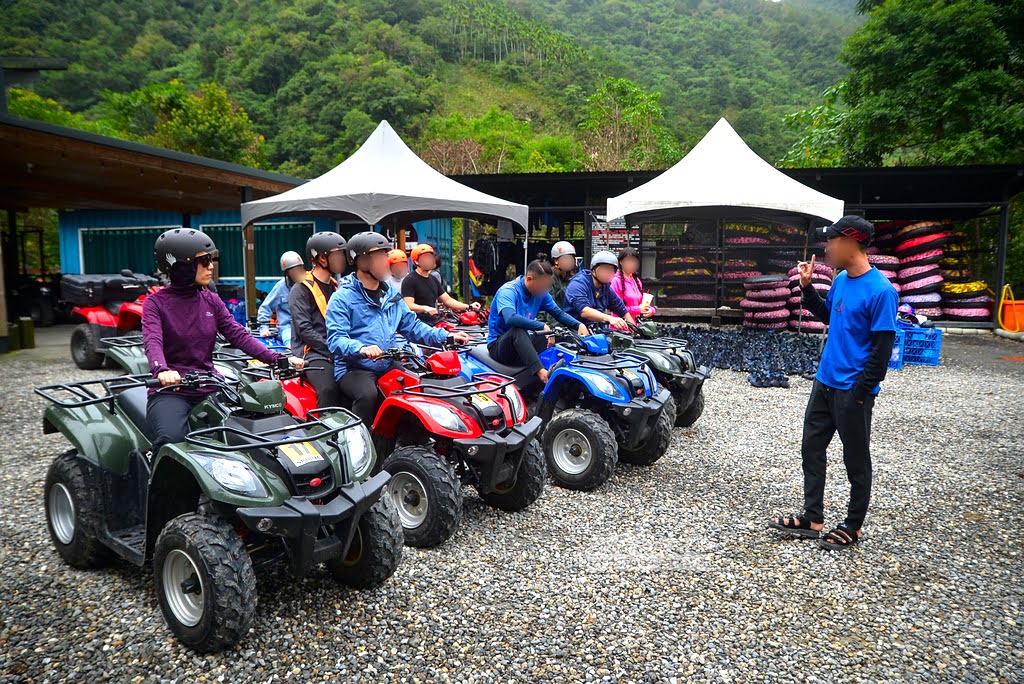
xmin=240 ymin=185 xmax=256 ymax=322
xmin=994 ymin=200 xmax=1010 ymax=327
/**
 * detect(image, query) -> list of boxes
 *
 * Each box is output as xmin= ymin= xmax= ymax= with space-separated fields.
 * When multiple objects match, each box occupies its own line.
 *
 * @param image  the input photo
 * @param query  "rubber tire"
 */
xmin=618 ymin=395 xmax=675 ymax=466
xmin=326 ymin=494 xmax=403 ymax=589
xmin=675 ymin=388 xmax=705 ymax=428
xmin=44 ymin=450 xmax=114 ymax=569
xmin=70 ymin=323 xmax=105 ymax=370
xmin=542 ymin=409 xmax=617 ymax=492
xmin=477 ymin=440 xmax=546 ymax=512
xmin=383 ymin=446 xmax=463 ymax=548
xmin=153 ymin=513 xmax=257 ymax=653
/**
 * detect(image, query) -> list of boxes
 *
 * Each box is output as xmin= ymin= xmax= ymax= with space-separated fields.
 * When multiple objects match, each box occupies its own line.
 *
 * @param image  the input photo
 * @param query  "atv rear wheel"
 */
xmin=45 ymin=450 xmax=113 ymax=569
xmin=153 ymin=513 xmax=256 ymax=652
xmin=383 ymin=446 xmax=463 ymax=548
xmin=327 ymin=494 xmax=403 ymax=589
xmin=477 ymin=440 xmax=546 ymax=511
xmin=70 ymin=323 xmax=105 ymax=370
xmin=542 ymin=409 xmax=617 ymax=491
xmin=675 ymin=388 xmax=705 ymax=428
xmin=618 ymin=395 xmax=675 ymax=466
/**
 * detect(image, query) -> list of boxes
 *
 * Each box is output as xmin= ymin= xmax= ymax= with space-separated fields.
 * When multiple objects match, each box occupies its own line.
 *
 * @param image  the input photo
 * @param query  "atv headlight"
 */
xmin=505 ymin=385 xmax=525 ymax=421
xmin=420 ymin=403 xmax=470 ymax=433
xmin=345 ymin=425 xmax=374 ymax=481
xmin=581 ymin=371 xmax=623 ymax=399
xmin=192 ymin=454 xmax=267 ymax=498
xmin=646 ymin=351 xmax=675 ymax=373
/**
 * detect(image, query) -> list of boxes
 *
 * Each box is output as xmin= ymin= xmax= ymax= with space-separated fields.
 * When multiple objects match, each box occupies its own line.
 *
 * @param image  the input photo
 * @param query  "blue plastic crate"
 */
xmin=888 ymin=328 xmax=905 ymax=371
xmin=902 ymin=327 xmax=943 ymax=366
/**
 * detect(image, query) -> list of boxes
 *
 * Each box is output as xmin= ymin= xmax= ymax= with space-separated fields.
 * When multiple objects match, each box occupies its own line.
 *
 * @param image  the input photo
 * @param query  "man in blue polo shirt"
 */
xmin=488 ymin=259 xmax=589 ymax=384
xmin=770 ymin=216 xmax=898 ymax=550
xmin=563 ymin=251 xmax=636 ymax=332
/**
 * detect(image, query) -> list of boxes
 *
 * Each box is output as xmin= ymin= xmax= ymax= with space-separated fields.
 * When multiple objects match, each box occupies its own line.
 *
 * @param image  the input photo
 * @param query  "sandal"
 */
xmin=768 ymin=513 xmax=821 ymax=538
xmin=819 ymin=522 xmax=861 ymax=550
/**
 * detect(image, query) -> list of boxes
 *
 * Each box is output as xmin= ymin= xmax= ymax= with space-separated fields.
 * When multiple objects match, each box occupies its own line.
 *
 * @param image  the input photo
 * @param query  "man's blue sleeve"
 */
xmin=870 ymin=284 xmax=899 ymax=332
xmin=500 ymin=307 xmax=545 ymax=331
xmin=563 ymin=277 xmax=590 ymax=318
xmin=256 ymin=280 xmax=283 ymax=324
xmin=607 ymin=289 xmax=628 ymax=317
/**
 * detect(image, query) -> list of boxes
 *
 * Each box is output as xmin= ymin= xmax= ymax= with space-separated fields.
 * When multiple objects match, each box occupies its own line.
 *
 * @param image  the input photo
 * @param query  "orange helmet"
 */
xmin=410 ymin=243 xmax=435 ymax=263
xmin=388 ymin=249 xmax=408 ymax=265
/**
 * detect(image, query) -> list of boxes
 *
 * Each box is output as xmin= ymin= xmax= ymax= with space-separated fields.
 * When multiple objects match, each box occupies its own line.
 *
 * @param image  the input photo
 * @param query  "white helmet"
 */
xmin=591 ymin=250 xmax=618 ymax=270
xmin=280 ymin=250 xmax=304 ymax=272
xmin=551 ymin=241 xmax=576 ymax=259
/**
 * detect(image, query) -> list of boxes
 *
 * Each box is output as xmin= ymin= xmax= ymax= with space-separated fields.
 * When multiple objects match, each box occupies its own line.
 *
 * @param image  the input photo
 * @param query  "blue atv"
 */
xmin=459 ymin=330 xmax=674 ymax=491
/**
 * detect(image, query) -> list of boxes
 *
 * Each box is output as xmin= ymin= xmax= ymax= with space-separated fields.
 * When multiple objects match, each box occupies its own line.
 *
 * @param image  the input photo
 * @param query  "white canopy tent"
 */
xmin=606 ymin=118 xmax=844 ymax=227
xmin=241 ymin=120 xmax=528 ymax=229
xmin=239 ymin=120 xmax=529 ymax=315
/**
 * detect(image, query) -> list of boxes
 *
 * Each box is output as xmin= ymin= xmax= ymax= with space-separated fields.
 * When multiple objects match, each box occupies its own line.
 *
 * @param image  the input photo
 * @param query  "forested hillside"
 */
xmin=1 ymin=0 xmax=858 ymax=175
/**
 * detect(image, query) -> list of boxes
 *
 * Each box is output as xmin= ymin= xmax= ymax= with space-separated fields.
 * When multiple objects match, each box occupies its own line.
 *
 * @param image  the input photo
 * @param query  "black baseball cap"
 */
xmin=817 ymin=215 xmax=875 ymax=244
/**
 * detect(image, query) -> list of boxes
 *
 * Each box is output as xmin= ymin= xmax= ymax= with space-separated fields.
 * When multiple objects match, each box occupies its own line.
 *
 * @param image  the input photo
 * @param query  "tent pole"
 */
xmin=461 ymin=217 xmax=470 ymax=300
xmin=240 ymin=186 xmax=256 ymax=323
xmin=994 ymin=199 xmax=1010 ymax=328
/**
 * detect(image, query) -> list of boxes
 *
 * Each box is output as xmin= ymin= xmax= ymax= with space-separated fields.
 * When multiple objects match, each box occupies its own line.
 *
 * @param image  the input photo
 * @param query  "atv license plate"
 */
xmin=470 ymin=393 xmax=496 ymax=410
xmin=247 ymin=359 xmax=268 ymax=367
xmin=621 ymin=369 xmax=638 ymax=380
xmin=279 ymin=441 xmax=323 ymax=467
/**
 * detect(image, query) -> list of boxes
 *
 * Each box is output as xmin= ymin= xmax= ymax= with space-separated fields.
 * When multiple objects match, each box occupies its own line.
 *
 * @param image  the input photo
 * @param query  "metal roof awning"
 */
xmin=0 ymin=114 xmax=303 ymax=212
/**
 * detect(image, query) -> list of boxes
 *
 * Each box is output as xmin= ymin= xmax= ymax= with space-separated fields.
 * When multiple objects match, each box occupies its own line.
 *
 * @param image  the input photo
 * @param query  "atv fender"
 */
xmin=105 ymin=345 xmax=150 ymax=375
xmin=372 ymin=396 xmax=483 ymax=441
xmin=72 ymin=307 xmax=119 ymax=327
xmin=42 ymin=403 xmax=149 ymax=475
xmin=151 ymin=444 xmax=290 ymax=509
xmin=543 ymin=365 xmax=631 ymax=405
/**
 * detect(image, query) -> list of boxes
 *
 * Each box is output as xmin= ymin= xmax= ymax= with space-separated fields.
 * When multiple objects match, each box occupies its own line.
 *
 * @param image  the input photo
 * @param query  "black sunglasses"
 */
xmin=195 ymin=254 xmax=218 ymax=268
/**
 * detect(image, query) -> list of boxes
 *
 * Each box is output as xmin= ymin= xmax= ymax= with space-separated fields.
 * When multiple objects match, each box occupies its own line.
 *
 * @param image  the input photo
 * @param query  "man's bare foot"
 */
xmin=537 ymin=368 xmax=549 ymax=384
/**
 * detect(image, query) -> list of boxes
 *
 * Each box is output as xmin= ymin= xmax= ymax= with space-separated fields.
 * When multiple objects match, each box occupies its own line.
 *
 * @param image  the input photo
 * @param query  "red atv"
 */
xmin=370 ymin=346 xmax=545 ymax=548
xmin=266 ymin=343 xmax=546 ymax=548
xmin=434 ymin=305 xmax=488 ymax=331
xmin=62 ymin=270 xmax=160 ymax=370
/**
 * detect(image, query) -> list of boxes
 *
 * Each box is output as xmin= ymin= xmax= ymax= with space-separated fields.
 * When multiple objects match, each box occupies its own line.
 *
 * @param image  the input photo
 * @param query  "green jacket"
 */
xmin=541 ymin=270 xmax=573 ymax=323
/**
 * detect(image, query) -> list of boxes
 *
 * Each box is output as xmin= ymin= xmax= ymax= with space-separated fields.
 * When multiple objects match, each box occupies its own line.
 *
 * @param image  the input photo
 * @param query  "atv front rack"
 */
xmin=558 ymin=349 xmax=650 ymax=372
xmin=101 ymin=334 xmax=145 ymax=349
xmin=184 ymin=407 xmax=362 ymax=453
xmin=35 ymin=374 xmax=153 ymax=408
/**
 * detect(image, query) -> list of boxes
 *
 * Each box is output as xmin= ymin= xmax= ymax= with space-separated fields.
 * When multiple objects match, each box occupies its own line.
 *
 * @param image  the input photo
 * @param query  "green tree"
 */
xmin=578 ymin=77 xmax=682 ymax=171
xmin=839 ymin=0 xmax=1024 ymax=165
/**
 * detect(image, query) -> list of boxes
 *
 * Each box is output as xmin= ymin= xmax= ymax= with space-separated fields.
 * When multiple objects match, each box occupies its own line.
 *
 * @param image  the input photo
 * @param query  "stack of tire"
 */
xmin=786 ymin=262 xmax=833 ymax=333
xmin=659 ymin=254 xmax=717 ymax=307
xmin=868 ymin=254 xmax=901 ymax=294
xmin=938 ymin=233 xmax=994 ymax=322
xmin=723 ymin=223 xmax=772 ymax=246
xmin=894 ymin=221 xmax=950 ymax=319
xmin=722 ymin=258 xmax=761 ymax=306
xmin=741 ymin=275 xmax=790 ymax=330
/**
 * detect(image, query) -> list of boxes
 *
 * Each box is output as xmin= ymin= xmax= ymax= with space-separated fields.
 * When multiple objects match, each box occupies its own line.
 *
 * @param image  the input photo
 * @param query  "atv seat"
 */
xmin=468 ymin=345 xmax=529 ymax=377
xmin=116 ymin=386 xmax=156 ymax=442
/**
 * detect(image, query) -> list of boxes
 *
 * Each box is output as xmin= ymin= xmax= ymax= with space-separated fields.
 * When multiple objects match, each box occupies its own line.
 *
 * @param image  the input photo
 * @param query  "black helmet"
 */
xmin=306 ymin=231 xmax=347 ymax=265
xmin=154 ymin=229 xmax=218 ymax=274
xmin=347 ymin=231 xmax=390 ymax=262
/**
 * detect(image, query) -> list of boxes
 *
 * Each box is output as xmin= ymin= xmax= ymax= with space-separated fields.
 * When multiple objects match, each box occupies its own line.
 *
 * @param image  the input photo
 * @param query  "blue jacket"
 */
xmin=326 ymin=274 xmax=449 ymax=379
xmin=487 ymin=276 xmax=580 ymax=344
xmin=564 ymin=269 xmax=628 ymax=321
xmin=256 ymin=278 xmax=293 ymax=332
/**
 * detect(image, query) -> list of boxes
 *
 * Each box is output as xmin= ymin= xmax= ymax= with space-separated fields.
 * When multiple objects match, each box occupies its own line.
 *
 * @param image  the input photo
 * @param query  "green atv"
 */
xmin=603 ymin=320 xmax=709 ymax=428
xmin=37 ymin=360 xmax=401 ymax=652
xmin=102 ymin=332 xmax=269 ymax=380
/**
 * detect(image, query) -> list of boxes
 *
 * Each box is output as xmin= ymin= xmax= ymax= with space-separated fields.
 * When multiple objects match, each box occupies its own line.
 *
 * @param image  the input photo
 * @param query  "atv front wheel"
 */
xmin=153 ymin=514 xmax=257 ymax=652
xmin=618 ymin=395 xmax=675 ymax=466
xmin=542 ymin=409 xmax=617 ymax=491
xmin=45 ymin=451 xmax=113 ymax=569
xmin=478 ymin=440 xmax=546 ymax=511
xmin=675 ymin=388 xmax=705 ymax=428
xmin=327 ymin=494 xmax=403 ymax=589
xmin=70 ymin=323 xmax=105 ymax=370
xmin=383 ymin=446 xmax=463 ymax=548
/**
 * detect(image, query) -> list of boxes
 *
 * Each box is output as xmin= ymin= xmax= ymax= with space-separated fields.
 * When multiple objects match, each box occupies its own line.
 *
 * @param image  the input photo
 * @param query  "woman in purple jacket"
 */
xmin=142 ymin=229 xmax=304 ymax=455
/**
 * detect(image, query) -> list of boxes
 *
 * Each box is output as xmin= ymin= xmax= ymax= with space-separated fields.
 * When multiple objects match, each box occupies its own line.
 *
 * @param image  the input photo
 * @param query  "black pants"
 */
xmin=488 ymin=327 xmax=547 ymax=374
xmin=304 ymin=355 xmax=344 ymax=409
xmin=338 ymin=365 xmax=395 ymax=426
xmin=147 ymin=392 xmax=204 ymax=455
xmin=801 ymin=380 xmax=875 ymax=530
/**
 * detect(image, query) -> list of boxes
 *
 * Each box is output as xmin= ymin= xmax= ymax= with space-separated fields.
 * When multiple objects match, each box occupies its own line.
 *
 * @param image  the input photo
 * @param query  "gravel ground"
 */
xmin=1 ymin=331 xmax=1022 ymax=683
